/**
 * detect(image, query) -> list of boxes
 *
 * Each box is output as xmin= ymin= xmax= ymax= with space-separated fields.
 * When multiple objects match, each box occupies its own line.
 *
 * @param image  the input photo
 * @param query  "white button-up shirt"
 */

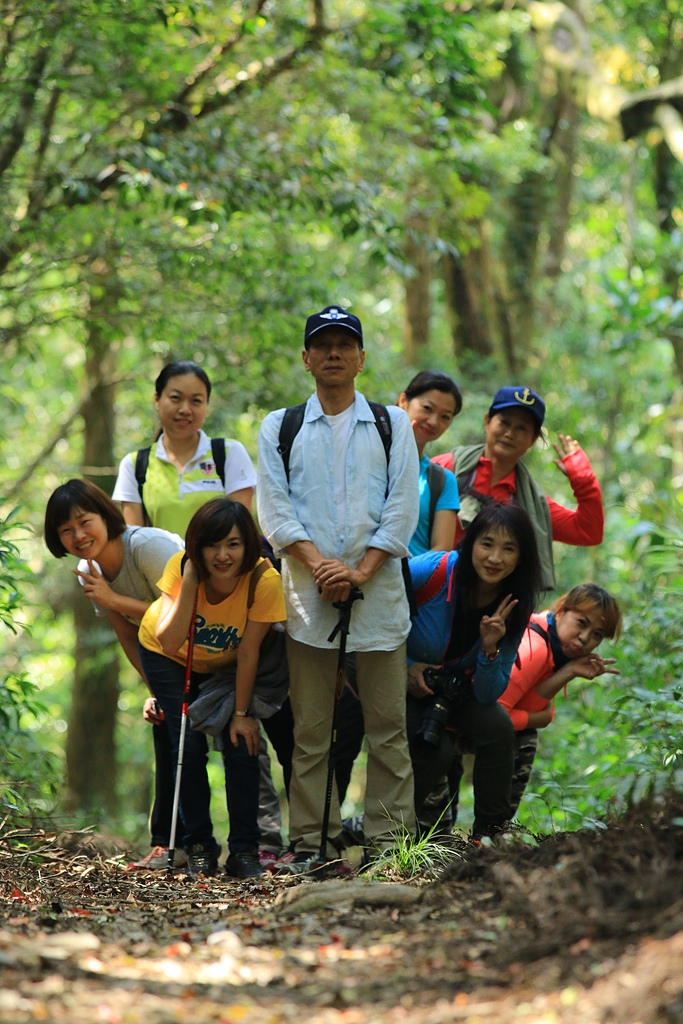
xmin=257 ymin=392 xmax=419 ymax=652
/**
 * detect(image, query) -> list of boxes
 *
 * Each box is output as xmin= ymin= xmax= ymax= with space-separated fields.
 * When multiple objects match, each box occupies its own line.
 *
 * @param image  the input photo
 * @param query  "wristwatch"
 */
xmin=234 ymin=710 xmax=248 ymax=717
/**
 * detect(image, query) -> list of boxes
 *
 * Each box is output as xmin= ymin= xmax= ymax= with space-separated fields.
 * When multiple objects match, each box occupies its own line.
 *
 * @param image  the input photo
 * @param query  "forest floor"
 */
xmin=0 ymin=795 xmax=681 ymax=1024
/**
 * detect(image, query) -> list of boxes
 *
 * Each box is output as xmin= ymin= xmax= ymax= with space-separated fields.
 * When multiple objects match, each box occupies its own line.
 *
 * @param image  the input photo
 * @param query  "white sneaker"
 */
xmin=124 ymin=845 xmax=188 ymax=871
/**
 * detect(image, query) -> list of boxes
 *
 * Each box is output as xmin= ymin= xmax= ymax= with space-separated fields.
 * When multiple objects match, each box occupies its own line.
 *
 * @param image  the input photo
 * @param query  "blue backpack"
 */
xmin=406 ymin=549 xmax=460 ymax=665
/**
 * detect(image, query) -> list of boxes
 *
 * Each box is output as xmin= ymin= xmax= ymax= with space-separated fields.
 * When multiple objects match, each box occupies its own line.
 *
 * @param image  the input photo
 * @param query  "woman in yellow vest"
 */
xmin=112 ymin=360 xmax=259 ymax=870
xmin=112 ymin=360 xmax=255 ymax=533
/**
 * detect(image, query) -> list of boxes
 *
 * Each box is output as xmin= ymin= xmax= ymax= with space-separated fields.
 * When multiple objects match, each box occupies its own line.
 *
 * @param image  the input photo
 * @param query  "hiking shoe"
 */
xmin=258 ymin=850 xmax=279 ymax=868
xmin=264 ymin=849 xmax=297 ymax=873
xmin=273 ymin=850 xmax=353 ymax=879
xmin=340 ymin=815 xmax=366 ymax=848
xmin=186 ymin=842 xmax=220 ymax=877
xmin=225 ymin=851 xmax=264 ymax=880
xmin=470 ymin=820 xmax=513 ymax=846
xmin=124 ymin=845 xmax=188 ymax=871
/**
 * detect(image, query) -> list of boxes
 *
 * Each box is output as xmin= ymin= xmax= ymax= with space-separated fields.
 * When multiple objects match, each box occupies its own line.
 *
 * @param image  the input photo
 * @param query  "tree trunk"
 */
xmin=403 ymin=218 xmax=431 ymax=363
xmin=64 ymin=254 xmax=121 ymax=813
xmin=442 ymin=223 xmax=510 ymax=369
xmin=543 ymin=93 xmax=579 ymax=279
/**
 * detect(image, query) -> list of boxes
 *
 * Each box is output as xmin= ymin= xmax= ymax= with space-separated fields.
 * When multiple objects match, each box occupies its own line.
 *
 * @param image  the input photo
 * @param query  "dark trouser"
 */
xmin=407 ymin=694 xmax=515 ymax=837
xmin=149 ymin=698 xmax=294 ymax=851
xmin=262 ymin=697 xmax=295 ymax=796
xmin=220 ymin=733 xmax=260 ymax=854
xmin=509 ymin=728 xmax=539 ymax=817
xmin=150 ymin=721 xmax=180 ymax=847
xmin=139 ymin=645 xmax=215 ymax=851
xmin=140 ymin=645 xmax=264 ymax=855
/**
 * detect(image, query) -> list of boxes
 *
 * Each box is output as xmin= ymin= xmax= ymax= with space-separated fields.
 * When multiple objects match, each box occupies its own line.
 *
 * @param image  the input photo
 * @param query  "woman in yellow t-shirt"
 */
xmin=139 ymin=499 xmax=286 ymax=880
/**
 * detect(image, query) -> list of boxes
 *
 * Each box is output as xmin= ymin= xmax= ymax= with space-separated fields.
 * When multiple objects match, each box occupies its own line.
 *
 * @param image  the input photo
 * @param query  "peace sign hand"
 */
xmin=479 ymin=593 xmax=518 ymax=654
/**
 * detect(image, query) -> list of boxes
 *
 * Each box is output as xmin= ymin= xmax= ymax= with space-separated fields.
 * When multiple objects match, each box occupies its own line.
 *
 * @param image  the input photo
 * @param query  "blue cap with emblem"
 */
xmin=489 ymin=386 xmax=545 ymax=430
xmin=304 ymin=305 xmax=363 ymax=349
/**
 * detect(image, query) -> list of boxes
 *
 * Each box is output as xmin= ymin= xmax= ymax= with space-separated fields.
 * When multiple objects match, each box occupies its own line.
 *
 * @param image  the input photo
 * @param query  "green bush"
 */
xmin=519 ymin=571 xmax=683 ymax=833
xmin=0 ymin=507 xmax=58 ymax=828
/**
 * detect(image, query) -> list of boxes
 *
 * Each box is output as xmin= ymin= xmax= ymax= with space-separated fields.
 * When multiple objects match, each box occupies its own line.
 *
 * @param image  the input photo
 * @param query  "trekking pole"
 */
xmin=319 ymin=587 xmax=364 ymax=863
xmin=167 ymin=589 xmax=199 ymax=872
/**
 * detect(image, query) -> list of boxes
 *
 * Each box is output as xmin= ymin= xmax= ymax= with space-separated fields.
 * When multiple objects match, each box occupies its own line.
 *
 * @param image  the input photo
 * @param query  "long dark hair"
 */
xmin=402 ymin=369 xmax=462 ymax=416
xmin=184 ymin=498 xmax=261 ymax=582
xmin=44 ymin=479 xmax=126 ymax=558
xmin=455 ymin=502 xmax=541 ymax=642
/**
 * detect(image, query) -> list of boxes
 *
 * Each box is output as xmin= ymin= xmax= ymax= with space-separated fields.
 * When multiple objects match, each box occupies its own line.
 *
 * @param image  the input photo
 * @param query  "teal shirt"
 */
xmin=408 ymin=455 xmax=460 ymax=557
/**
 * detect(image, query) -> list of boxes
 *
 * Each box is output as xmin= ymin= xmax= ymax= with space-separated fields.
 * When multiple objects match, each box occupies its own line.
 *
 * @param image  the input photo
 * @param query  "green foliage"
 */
xmin=0 ymin=508 xmax=58 ymax=826
xmin=361 ymin=823 xmax=462 ymax=882
xmin=518 ymin=574 xmax=683 ymax=833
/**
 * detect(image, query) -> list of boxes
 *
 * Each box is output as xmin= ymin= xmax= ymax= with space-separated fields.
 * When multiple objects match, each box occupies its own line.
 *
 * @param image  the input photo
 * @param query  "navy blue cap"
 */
xmin=304 ymin=305 xmax=363 ymax=348
xmin=489 ymin=386 xmax=545 ymax=430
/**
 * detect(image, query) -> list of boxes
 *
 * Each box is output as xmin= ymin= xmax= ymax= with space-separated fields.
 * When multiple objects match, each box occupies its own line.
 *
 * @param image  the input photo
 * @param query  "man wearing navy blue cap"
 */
xmin=257 ymin=304 xmax=419 ymax=873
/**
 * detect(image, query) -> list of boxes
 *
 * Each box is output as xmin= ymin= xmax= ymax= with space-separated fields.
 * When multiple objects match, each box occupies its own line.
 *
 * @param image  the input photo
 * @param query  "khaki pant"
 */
xmin=286 ymin=636 xmax=415 ymax=854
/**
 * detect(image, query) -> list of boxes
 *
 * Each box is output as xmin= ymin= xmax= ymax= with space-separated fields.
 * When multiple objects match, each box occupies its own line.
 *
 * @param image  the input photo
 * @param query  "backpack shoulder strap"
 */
xmin=210 ymin=438 xmax=226 ymax=487
xmin=277 ymin=404 xmax=307 ymax=482
xmin=426 ymin=461 xmax=446 ymax=543
xmin=248 ymin=558 xmax=273 ymax=609
xmin=528 ymin=620 xmax=551 ymax=648
xmin=413 ymin=551 xmax=450 ymax=607
xmin=134 ymin=447 xmax=153 ymax=525
xmin=367 ymin=401 xmax=392 ymax=466
xmin=134 ymin=447 xmax=151 ymax=500
xmin=456 ymin=467 xmax=477 ymax=496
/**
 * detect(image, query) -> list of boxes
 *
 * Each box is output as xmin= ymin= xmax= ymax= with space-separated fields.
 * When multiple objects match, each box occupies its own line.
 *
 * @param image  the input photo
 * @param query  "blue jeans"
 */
xmin=138 ymin=645 xmax=215 ymax=851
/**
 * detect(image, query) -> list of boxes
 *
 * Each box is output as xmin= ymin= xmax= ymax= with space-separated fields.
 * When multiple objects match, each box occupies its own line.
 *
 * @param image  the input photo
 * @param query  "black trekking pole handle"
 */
xmin=326 ymin=587 xmax=364 ymax=644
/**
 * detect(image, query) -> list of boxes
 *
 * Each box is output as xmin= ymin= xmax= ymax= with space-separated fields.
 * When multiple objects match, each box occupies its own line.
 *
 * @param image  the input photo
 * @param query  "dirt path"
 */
xmin=1 ymin=797 xmax=681 ymax=1023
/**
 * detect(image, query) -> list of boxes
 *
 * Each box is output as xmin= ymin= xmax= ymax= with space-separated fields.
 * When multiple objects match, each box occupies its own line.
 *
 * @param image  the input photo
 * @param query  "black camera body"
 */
xmin=415 ymin=666 xmax=472 ymax=747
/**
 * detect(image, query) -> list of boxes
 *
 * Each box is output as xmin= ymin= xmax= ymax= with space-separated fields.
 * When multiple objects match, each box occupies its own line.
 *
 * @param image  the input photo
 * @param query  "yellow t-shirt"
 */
xmin=138 ymin=552 xmax=286 ymax=673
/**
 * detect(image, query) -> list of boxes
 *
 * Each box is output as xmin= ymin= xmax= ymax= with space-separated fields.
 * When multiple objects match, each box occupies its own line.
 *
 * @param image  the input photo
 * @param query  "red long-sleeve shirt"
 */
xmin=498 ymin=611 xmax=555 ymax=730
xmin=431 ymin=447 xmax=604 ymax=549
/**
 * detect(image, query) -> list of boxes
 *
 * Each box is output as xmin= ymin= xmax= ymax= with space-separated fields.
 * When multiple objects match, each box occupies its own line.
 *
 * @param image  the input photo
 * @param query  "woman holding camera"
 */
xmin=407 ymin=502 xmax=542 ymax=840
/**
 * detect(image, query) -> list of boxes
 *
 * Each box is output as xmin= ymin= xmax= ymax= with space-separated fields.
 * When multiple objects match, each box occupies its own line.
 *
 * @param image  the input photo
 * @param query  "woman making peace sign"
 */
xmin=406 ymin=503 xmax=542 ymax=841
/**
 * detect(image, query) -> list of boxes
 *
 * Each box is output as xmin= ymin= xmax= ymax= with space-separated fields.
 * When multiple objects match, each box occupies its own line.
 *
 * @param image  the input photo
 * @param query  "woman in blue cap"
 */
xmin=432 ymin=385 xmax=604 ymax=592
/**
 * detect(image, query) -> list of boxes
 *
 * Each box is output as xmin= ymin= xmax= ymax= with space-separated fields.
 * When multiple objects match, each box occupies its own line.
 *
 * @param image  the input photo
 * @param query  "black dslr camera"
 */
xmin=415 ymin=667 xmax=472 ymax=747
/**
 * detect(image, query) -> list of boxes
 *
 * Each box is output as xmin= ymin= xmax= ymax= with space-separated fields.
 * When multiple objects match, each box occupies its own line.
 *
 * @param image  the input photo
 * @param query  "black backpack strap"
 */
xmin=134 ymin=447 xmax=152 ymax=526
xmin=277 ymin=403 xmax=307 ymax=483
xmin=426 ymin=461 xmax=446 ymax=544
xmin=529 ymin=620 xmax=551 ymax=648
xmin=134 ymin=447 xmax=151 ymax=499
xmin=401 ymin=556 xmax=418 ymax=619
xmin=366 ymin=402 xmax=422 ymax=615
xmin=529 ymin=619 xmax=570 ymax=671
xmin=210 ymin=437 xmax=226 ymax=487
xmin=367 ymin=401 xmax=392 ymax=467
